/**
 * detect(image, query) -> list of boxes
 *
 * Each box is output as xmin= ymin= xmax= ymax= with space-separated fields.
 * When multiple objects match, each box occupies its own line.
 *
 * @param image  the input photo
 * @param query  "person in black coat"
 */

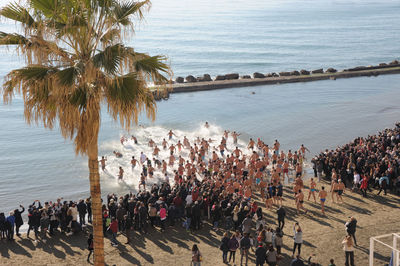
xmin=14 ymin=205 xmax=25 ymax=236
xmin=345 ymin=217 xmax=357 ymax=246
xmin=77 ymin=199 xmax=87 ymax=226
xmin=277 ymin=206 xmax=286 ymax=230
xmin=255 ymin=243 xmax=267 ymax=266
xmin=220 ymin=232 xmax=230 ymax=263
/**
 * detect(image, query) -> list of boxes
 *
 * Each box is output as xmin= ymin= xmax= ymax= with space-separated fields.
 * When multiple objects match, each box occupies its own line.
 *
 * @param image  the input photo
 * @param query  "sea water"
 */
xmin=0 ymin=0 xmax=400 ymax=212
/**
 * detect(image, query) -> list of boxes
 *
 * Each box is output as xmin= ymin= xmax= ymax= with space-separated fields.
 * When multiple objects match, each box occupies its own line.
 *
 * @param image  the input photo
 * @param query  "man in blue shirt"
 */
xmin=6 ymin=211 xmax=15 ymax=240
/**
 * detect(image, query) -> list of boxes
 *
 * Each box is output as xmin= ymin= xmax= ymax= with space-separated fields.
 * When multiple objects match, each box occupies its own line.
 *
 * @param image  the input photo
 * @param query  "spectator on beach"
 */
xmin=14 ymin=205 xmax=25 ymax=236
xmin=77 ymin=199 xmax=87 ymax=226
xmin=290 ymin=254 xmax=305 ymax=266
xmin=342 ymin=235 xmax=355 ymax=266
xmin=0 ymin=213 xmax=6 ymax=239
xmin=255 ymin=242 xmax=267 ymax=266
xmin=6 ymin=211 xmax=15 ymax=240
xmin=87 ymin=233 xmax=94 ymax=262
xmin=108 ymin=217 xmax=118 ymax=246
xmin=240 ymin=233 xmax=251 ymax=266
xmin=345 ymin=217 xmax=357 ymax=246
xmin=277 ymin=205 xmax=286 ymax=230
xmin=220 ymin=231 xmax=230 ymax=263
xmin=292 ymin=223 xmax=303 ymax=258
xmin=228 ymin=232 xmax=239 ymax=264
xmin=191 ymin=244 xmax=202 ymax=266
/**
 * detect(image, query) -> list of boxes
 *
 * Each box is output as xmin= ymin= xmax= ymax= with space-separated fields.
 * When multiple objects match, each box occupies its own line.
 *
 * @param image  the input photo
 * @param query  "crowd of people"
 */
xmin=312 ymin=123 xmax=400 ymax=197
xmin=1 ymin=123 xmax=399 ymax=266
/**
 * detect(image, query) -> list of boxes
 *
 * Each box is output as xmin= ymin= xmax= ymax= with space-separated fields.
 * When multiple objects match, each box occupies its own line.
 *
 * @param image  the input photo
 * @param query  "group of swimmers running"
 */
xmin=98 ymin=122 xmax=337 ymax=216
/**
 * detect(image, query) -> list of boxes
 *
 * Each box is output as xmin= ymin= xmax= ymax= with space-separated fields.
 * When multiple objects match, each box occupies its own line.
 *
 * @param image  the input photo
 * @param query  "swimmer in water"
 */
xmin=131 ymin=156 xmax=137 ymax=171
xmin=100 ymin=156 xmax=107 ymax=171
xmin=118 ymin=167 xmax=124 ymax=180
xmin=167 ymin=130 xmax=176 ymax=140
xmin=113 ymin=151 xmax=122 ymax=158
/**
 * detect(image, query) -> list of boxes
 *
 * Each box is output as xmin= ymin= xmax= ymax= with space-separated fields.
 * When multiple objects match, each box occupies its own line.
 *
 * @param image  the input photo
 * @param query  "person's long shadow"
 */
xmin=130 ymin=243 xmax=154 ymax=264
xmin=0 ymin=240 xmax=32 ymax=258
xmin=356 ymin=244 xmax=390 ymax=261
xmin=342 ymin=202 xmax=371 ymax=215
xmin=117 ymin=243 xmax=142 ymax=265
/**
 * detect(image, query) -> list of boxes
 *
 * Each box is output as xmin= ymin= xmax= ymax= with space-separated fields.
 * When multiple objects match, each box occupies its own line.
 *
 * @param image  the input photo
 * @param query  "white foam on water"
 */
xmin=98 ymin=122 xmax=313 ymax=192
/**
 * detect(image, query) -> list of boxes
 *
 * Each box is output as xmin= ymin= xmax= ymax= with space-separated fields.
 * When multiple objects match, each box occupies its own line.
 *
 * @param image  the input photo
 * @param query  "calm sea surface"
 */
xmin=0 ymin=0 xmax=400 ymax=212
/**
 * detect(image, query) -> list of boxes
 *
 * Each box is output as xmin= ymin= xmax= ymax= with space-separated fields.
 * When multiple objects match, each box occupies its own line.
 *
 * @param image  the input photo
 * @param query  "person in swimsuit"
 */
xmin=295 ymin=190 xmax=307 ymax=215
xmin=307 ymin=178 xmax=317 ymax=203
xmin=131 ymin=156 xmax=137 ymax=171
xmin=318 ymin=186 xmax=328 ymax=215
xmin=167 ymin=130 xmax=176 ymax=140
xmin=118 ymin=167 xmax=124 ymax=181
xmin=337 ymin=179 xmax=345 ymax=203
xmin=100 ymin=156 xmax=107 ymax=171
xmin=276 ymin=182 xmax=283 ymax=206
xmin=332 ymin=180 xmax=340 ymax=203
xmin=139 ymin=173 xmax=146 ymax=191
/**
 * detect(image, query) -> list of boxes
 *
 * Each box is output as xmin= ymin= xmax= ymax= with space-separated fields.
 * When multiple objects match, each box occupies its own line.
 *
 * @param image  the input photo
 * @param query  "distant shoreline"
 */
xmin=152 ymin=62 xmax=400 ymax=98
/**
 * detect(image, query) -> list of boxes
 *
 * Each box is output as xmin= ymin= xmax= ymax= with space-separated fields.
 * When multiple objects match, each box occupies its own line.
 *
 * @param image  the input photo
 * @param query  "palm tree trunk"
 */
xmin=88 ymin=134 xmax=105 ymax=266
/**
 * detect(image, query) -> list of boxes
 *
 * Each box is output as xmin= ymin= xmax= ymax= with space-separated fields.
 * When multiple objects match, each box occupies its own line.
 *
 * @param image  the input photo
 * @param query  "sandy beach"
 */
xmin=1 ymin=179 xmax=399 ymax=266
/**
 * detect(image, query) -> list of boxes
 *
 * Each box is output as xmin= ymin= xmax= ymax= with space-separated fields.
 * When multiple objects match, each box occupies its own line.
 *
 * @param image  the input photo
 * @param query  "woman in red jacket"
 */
xmin=360 ymin=175 xmax=369 ymax=197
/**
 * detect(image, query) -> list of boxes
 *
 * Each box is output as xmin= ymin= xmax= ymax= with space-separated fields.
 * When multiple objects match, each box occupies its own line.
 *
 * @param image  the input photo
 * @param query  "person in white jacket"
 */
xmin=292 ymin=222 xmax=303 ymax=257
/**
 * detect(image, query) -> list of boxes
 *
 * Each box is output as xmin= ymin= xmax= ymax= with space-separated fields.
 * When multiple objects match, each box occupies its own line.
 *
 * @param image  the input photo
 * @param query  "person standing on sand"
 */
xmin=342 ymin=235 xmax=355 ymax=266
xmin=318 ymin=186 xmax=328 ymax=215
xmin=240 ymin=233 xmax=251 ymax=266
xmin=220 ymin=231 xmax=230 ymax=263
xmin=345 ymin=217 xmax=357 ymax=246
xmin=307 ymin=178 xmax=317 ymax=202
xmin=228 ymin=232 xmax=239 ymax=264
xmin=255 ymin=242 xmax=267 ymax=266
xmin=292 ymin=223 xmax=303 ymax=258
xmin=276 ymin=206 xmax=286 ymax=230
xmin=295 ymin=190 xmax=308 ymax=215
xmin=191 ymin=244 xmax=202 ymax=266
xmin=87 ymin=233 xmax=94 ymax=262
xmin=13 ymin=205 xmax=24 ymax=237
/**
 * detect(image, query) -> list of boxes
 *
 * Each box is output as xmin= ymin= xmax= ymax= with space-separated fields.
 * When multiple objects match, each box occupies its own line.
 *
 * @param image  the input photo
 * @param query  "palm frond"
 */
xmin=0 ymin=3 xmax=36 ymax=27
xmin=113 ymin=0 xmax=151 ymax=26
xmin=0 ymin=32 xmax=30 ymax=45
xmin=105 ymin=72 xmax=155 ymax=128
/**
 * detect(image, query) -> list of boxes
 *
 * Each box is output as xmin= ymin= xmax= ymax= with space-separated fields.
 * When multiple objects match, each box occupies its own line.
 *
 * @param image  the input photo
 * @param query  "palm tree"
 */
xmin=0 ymin=1 xmax=169 ymax=265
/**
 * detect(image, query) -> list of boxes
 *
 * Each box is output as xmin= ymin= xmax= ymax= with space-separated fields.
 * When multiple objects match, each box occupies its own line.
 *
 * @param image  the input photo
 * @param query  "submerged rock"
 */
xmin=253 ymin=72 xmax=265 ymax=78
